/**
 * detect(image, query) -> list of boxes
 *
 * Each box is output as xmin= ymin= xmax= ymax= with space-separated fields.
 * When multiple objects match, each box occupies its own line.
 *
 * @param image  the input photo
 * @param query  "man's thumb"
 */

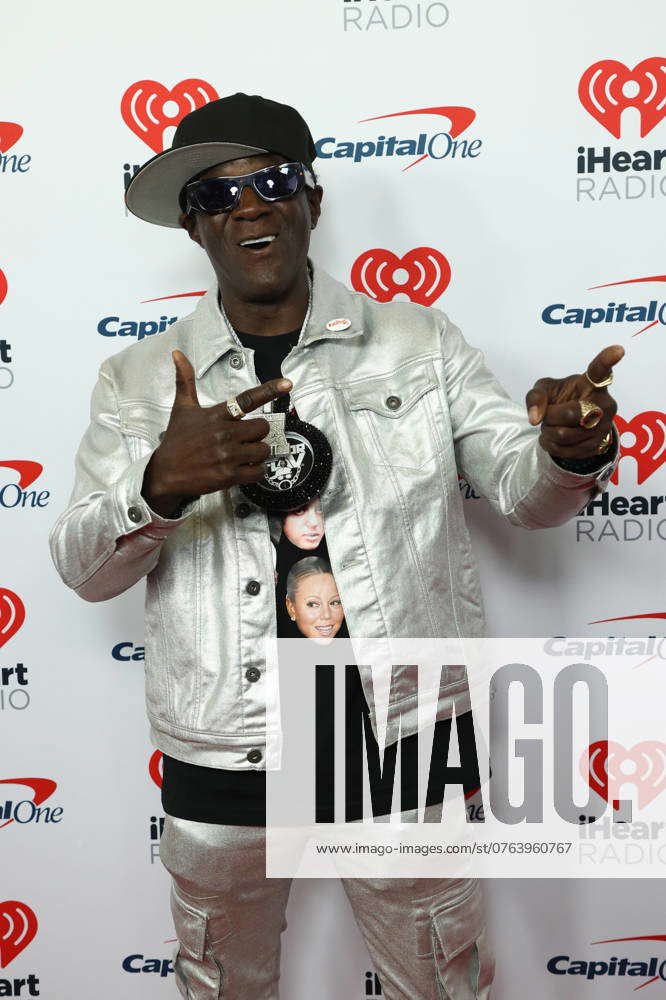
xmin=172 ymin=350 xmax=199 ymax=407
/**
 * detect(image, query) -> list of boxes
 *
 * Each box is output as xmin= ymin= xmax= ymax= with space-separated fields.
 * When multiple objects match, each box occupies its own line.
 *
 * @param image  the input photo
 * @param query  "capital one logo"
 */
xmin=0 ymin=901 xmax=37 ymax=966
xmin=351 ymin=248 xmax=451 ymax=306
xmin=0 ymin=589 xmax=25 ymax=649
xmin=149 ymin=750 xmax=163 ymax=790
xmin=579 ymin=58 xmax=666 ymax=138
xmin=0 ymin=124 xmax=22 ymax=154
xmin=0 ymin=778 xmax=58 ymax=829
xmin=0 ymin=460 xmax=49 ymax=510
xmin=121 ymin=79 xmax=219 ymax=153
xmin=613 ymin=412 xmax=666 ymax=485
xmin=0 ymin=123 xmax=31 ymax=177
xmin=549 ymin=934 xmax=666 ymax=987
xmin=583 ymin=740 xmax=666 ymax=811
xmin=317 ymin=106 xmax=480 ymax=172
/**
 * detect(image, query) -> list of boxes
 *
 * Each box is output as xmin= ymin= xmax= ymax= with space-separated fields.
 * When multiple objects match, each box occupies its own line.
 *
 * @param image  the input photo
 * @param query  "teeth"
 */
xmin=240 ymin=235 xmax=277 ymax=247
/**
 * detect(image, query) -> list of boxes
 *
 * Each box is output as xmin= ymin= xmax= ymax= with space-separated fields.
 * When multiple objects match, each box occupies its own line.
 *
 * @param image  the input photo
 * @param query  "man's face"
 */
xmin=283 ymin=497 xmax=324 ymax=550
xmin=181 ymin=153 xmax=322 ymax=303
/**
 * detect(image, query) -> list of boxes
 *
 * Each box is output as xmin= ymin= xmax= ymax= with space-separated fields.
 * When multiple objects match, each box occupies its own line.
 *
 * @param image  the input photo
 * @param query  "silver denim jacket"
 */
xmin=50 ymin=263 xmax=617 ymax=769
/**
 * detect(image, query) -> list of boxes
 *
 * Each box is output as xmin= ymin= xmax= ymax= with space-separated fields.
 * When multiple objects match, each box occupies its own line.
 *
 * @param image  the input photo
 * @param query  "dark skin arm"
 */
xmin=142 ymin=350 xmax=292 ymax=518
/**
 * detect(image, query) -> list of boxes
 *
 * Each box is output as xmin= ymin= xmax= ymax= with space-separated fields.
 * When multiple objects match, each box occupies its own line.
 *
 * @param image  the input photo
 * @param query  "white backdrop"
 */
xmin=2 ymin=0 xmax=666 ymax=996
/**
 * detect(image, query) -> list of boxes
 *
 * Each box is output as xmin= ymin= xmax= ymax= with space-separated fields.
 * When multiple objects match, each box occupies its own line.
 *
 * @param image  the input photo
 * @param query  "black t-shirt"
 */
xmin=162 ymin=330 xmax=469 ymax=825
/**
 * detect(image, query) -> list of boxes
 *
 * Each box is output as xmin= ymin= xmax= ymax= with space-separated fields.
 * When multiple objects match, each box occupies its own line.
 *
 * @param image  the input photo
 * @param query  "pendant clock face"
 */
xmin=240 ymin=412 xmax=333 ymax=512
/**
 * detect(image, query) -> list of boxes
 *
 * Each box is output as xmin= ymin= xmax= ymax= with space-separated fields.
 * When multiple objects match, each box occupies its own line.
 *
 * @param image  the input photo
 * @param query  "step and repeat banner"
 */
xmin=2 ymin=0 xmax=666 ymax=996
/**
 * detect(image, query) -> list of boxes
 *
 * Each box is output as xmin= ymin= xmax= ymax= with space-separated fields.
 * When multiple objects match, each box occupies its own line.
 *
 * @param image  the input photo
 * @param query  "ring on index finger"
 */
xmin=585 ymin=367 xmax=613 ymax=389
xmin=226 ymin=396 xmax=245 ymax=419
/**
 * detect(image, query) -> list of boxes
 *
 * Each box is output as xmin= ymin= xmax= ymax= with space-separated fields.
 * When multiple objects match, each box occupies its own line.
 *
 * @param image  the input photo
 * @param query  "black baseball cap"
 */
xmin=125 ymin=92 xmax=318 ymax=228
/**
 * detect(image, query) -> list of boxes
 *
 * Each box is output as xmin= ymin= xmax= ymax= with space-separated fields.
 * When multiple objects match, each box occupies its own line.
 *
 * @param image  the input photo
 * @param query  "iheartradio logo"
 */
xmin=579 ymin=58 xmax=666 ymax=138
xmin=121 ymin=79 xmax=219 ymax=153
xmin=0 ymin=589 xmax=25 ymax=649
xmin=0 ymin=901 xmax=37 ymax=967
xmin=613 ymin=412 xmax=666 ymax=485
xmin=351 ymin=247 xmax=451 ymax=306
xmin=149 ymin=750 xmax=163 ymax=790
xmin=584 ymin=740 xmax=666 ymax=811
xmin=0 ymin=270 xmax=7 ymax=307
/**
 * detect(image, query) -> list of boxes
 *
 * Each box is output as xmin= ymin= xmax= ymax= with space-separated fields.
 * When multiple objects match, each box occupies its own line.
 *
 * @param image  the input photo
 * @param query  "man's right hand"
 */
xmin=141 ymin=350 xmax=292 ymax=518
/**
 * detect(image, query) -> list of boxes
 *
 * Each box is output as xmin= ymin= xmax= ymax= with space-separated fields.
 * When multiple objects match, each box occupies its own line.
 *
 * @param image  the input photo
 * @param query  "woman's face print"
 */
xmin=282 ymin=497 xmax=324 ymax=550
xmin=286 ymin=571 xmax=344 ymax=643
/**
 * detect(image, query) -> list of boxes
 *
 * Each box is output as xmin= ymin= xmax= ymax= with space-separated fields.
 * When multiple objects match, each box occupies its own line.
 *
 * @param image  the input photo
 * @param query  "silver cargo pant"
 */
xmin=160 ymin=815 xmax=494 ymax=999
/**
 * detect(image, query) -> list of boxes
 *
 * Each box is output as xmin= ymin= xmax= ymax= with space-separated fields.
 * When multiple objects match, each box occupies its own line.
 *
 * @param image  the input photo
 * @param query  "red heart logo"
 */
xmin=0 ymin=589 xmax=26 ymax=649
xmin=351 ymin=247 xmax=451 ymax=306
xmin=612 ymin=411 xmax=666 ymax=485
xmin=0 ymin=901 xmax=38 ymax=968
xmin=579 ymin=58 xmax=666 ymax=138
xmin=148 ymin=750 xmax=163 ymax=789
xmin=583 ymin=740 xmax=666 ymax=810
xmin=0 ymin=123 xmax=23 ymax=154
xmin=0 ymin=270 xmax=7 ymax=307
xmin=121 ymin=79 xmax=220 ymax=153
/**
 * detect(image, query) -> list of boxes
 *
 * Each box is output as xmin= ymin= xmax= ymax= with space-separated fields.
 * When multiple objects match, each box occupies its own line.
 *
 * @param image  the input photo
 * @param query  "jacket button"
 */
xmin=386 ymin=395 xmax=402 ymax=410
xmin=246 ymin=580 xmax=261 ymax=596
xmin=236 ymin=502 xmax=252 ymax=518
xmin=229 ymin=352 xmax=244 ymax=369
xmin=127 ymin=506 xmax=143 ymax=523
xmin=247 ymin=749 xmax=263 ymax=764
xmin=245 ymin=667 xmax=261 ymax=683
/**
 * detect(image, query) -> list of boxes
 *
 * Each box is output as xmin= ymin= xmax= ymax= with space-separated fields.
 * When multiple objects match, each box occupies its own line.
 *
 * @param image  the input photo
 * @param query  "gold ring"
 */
xmin=579 ymin=400 xmax=603 ymax=429
xmin=586 ymin=367 xmax=614 ymax=389
xmin=597 ymin=431 xmax=613 ymax=454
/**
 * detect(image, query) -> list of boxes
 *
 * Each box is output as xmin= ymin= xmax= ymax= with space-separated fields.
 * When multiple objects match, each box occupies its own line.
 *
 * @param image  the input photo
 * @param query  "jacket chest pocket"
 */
xmin=343 ymin=361 xmax=443 ymax=472
xmin=119 ymin=400 xmax=170 ymax=461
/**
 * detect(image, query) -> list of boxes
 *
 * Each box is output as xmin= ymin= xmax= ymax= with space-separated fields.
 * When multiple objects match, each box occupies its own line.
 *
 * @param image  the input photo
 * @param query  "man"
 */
xmin=50 ymin=93 xmax=622 ymax=999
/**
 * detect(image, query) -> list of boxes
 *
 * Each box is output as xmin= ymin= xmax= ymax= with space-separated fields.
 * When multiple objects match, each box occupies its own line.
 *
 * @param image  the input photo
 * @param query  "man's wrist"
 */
xmin=141 ymin=492 xmax=191 ymax=519
xmin=141 ymin=458 xmax=191 ymax=519
xmin=550 ymin=439 xmax=618 ymax=475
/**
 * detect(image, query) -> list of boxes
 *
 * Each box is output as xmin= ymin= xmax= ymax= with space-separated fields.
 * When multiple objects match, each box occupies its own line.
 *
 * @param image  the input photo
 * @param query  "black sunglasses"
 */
xmin=184 ymin=161 xmax=315 ymax=216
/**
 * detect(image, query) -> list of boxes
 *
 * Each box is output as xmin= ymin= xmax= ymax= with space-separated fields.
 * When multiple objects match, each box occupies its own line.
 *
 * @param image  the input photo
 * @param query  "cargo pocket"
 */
xmin=171 ymin=887 xmax=225 ymax=999
xmin=430 ymin=881 xmax=494 ymax=999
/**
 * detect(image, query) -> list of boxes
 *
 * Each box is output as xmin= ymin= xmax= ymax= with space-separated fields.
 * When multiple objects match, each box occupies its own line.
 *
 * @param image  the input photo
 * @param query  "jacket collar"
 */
xmin=193 ymin=260 xmax=364 ymax=379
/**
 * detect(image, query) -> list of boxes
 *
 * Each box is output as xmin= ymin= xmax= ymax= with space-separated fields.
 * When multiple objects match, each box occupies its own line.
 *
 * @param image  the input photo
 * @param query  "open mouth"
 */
xmin=239 ymin=234 xmax=278 ymax=251
xmin=315 ymin=625 xmax=334 ymax=636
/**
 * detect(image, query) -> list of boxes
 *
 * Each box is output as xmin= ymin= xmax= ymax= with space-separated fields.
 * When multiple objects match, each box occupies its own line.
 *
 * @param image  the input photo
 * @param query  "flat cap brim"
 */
xmin=125 ymin=141 xmax=268 ymax=228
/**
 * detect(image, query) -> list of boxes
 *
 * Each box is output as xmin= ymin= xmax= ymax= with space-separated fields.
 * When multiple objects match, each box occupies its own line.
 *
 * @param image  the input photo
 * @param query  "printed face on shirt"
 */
xmin=283 ymin=497 xmax=324 ymax=550
xmin=285 ymin=570 xmax=344 ymax=643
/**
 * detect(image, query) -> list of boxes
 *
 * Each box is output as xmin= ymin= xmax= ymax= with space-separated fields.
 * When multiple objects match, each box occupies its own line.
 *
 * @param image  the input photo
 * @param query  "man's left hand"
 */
xmin=525 ymin=344 xmax=625 ymax=460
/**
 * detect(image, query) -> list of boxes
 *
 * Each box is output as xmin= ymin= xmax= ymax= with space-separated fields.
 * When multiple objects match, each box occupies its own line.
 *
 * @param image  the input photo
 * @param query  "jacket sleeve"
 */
xmin=442 ymin=316 xmax=618 ymax=529
xmin=49 ymin=364 xmax=192 ymax=602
